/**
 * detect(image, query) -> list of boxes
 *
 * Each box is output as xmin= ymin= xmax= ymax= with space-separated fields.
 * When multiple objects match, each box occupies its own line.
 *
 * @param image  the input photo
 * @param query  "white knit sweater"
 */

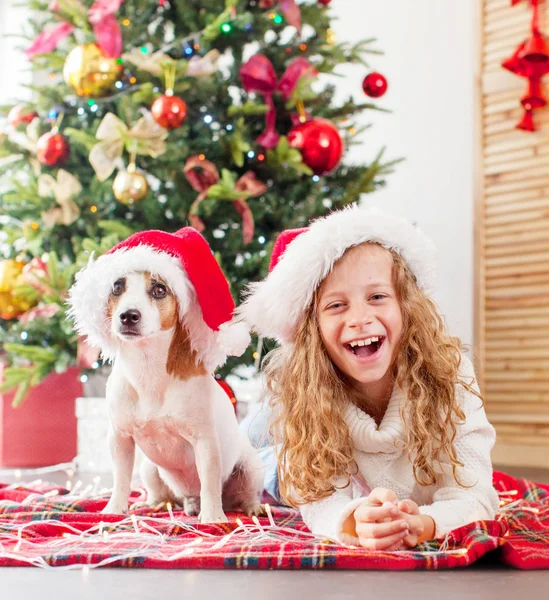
xmin=300 ymin=356 xmax=499 ymax=545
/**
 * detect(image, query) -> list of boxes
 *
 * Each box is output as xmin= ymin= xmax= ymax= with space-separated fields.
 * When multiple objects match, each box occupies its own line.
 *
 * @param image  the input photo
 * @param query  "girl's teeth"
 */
xmin=350 ymin=337 xmax=379 ymax=348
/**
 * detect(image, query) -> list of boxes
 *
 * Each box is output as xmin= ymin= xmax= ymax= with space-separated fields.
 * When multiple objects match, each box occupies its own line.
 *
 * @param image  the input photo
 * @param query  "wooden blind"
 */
xmin=477 ymin=0 xmax=549 ymax=466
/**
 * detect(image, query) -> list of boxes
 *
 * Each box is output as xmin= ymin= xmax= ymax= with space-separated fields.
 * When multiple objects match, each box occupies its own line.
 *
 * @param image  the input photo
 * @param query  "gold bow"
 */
xmin=2 ymin=117 xmax=42 ymax=175
xmin=38 ymin=169 xmax=81 ymax=228
xmin=89 ymin=112 xmax=168 ymax=182
xmin=122 ymin=48 xmax=171 ymax=77
xmin=186 ymin=50 xmax=221 ymax=78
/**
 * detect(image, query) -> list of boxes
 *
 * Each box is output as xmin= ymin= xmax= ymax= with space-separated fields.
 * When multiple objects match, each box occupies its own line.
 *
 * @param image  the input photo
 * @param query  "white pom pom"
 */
xmin=216 ymin=320 xmax=251 ymax=357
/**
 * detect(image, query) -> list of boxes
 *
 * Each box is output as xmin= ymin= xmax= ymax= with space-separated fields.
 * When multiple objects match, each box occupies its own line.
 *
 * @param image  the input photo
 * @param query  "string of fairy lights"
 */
xmin=0 ymin=461 xmax=547 ymax=570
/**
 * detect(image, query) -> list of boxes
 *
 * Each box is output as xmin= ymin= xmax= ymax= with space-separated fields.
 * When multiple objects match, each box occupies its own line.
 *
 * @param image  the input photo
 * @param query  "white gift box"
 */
xmin=75 ymin=396 xmax=113 ymax=473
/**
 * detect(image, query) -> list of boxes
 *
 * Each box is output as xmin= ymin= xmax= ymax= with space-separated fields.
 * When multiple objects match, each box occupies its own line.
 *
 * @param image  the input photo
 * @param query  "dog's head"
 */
xmin=67 ymin=228 xmax=250 ymax=372
xmin=106 ymin=272 xmax=178 ymax=342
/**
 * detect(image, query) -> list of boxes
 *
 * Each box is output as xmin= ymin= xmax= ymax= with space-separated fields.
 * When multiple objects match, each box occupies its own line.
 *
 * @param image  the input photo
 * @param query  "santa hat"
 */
xmin=239 ymin=205 xmax=437 ymax=344
xmin=68 ymin=227 xmax=250 ymax=371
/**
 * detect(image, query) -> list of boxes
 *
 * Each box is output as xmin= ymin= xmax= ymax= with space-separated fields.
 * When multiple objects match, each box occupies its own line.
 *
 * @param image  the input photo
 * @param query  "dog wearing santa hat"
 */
xmin=68 ymin=227 xmax=264 ymax=522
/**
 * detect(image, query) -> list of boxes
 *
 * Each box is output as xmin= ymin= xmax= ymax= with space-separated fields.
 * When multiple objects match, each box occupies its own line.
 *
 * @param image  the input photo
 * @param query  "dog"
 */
xmin=68 ymin=227 xmax=264 ymax=522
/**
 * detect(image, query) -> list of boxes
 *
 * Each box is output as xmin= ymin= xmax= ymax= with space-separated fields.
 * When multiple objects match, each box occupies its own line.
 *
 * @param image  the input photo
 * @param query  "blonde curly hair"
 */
xmin=263 ymin=242 xmax=480 ymax=507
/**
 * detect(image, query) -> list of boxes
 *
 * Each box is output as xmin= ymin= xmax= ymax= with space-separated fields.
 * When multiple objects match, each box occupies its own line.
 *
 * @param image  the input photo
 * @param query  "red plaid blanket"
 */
xmin=0 ymin=470 xmax=547 ymax=570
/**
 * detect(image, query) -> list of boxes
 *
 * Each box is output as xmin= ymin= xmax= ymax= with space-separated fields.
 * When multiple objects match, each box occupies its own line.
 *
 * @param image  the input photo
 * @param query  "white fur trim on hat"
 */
xmin=239 ymin=206 xmax=437 ymax=344
xmin=67 ymin=245 xmax=249 ymax=372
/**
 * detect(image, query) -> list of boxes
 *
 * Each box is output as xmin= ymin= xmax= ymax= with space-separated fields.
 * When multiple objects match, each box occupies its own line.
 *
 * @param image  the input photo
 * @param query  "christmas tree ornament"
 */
xmin=362 ymin=72 xmax=388 ymax=98
xmin=318 ymin=0 xmax=332 ymax=5
xmin=90 ymin=112 xmax=168 ymax=182
xmin=36 ymin=131 xmax=70 ymax=167
xmin=63 ymin=43 xmax=121 ymax=97
xmin=0 ymin=260 xmax=25 ymax=294
xmin=0 ymin=260 xmax=35 ymax=320
xmin=7 ymin=104 xmax=38 ymax=128
xmin=287 ymin=118 xmax=344 ymax=174
xmin=0 ymin=292 xmax=29 ymax=320
xmin=151 ymin=93 xmax=187 ymax=129
xmin=240 ymin=54 xmax=316 ymax=149
xmin=151 ymin=62 xmax=187 ymax=129
xmin=38 ymin=169 xmax=82 ymax=227
xmin=112 ymin=164 xmax=149 ymax=204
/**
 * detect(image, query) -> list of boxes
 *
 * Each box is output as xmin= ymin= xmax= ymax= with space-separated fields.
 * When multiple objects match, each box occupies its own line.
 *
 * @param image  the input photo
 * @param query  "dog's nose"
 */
xmin=119 ymin=309 xmax=141 ymax=326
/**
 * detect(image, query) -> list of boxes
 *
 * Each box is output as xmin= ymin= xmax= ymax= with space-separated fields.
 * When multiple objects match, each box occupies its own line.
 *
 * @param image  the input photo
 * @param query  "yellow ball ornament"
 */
xmin=112 ymin=167 xmax=149 ymax=205
xmin=63 ymin=43 xmax=121 ymax=97
xmin=0 ymin=260 xmax=35 ymax=320
xmin=0 ymin=259 xmax=25 ymax=293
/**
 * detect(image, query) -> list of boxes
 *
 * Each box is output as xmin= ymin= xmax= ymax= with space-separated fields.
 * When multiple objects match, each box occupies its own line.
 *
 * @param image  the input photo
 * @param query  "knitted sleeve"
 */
xmin=418 ymin=356 xmax=499 ymax=537
xmin=299 ymin=478 xmax=368 ymax=545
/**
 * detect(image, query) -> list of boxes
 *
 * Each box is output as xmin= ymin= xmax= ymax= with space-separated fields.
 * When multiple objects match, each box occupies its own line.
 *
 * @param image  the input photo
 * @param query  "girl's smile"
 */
xmin=317 ymin=243 xmax=403 ymax=404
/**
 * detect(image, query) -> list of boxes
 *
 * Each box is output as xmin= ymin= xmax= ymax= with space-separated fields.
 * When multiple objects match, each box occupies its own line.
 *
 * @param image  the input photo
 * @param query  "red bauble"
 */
xmin=151 ymin=94 xmax=187 ymax=129
xmin=362 ymin=72 xmax=388 ymax=98
xmin=36 ymin=132 xmax=70 ymax=167
xmin=318 ymin=0 xmax=332 ymax=4
xmin=216 ymin=378 xmax=237 ymax=413
xmin=8 ymin=104 xmax=38 ymax=128
xmin=288 ymin=118 xmax=344 ymax=175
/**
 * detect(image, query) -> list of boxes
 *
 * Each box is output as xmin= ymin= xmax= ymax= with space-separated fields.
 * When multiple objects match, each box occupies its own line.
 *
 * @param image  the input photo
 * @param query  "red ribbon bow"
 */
xmin=183 ymin=157 xmax=267 ymax=245
xmin=239 ymin=55 xmax=317 ymax=149
xmin=26 ymin=0 xmax=124 ymax=59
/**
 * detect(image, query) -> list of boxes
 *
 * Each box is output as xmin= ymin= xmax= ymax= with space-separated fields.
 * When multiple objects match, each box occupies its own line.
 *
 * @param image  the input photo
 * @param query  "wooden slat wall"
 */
xmin=477 ymin=0 xmax=549 ymax=467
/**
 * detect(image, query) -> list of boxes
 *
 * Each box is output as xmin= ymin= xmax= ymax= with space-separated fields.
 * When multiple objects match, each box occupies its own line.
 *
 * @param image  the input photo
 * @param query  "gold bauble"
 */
xmin=0 ymin=259 xmax=25 ymax=293
xmin=63 ymin=43 xmax=121 ymax=97
xmin=0 ymin=291 xmax=33 ymax=320
xmin=112 ymin=169 xmax=149 ymax=204
xmin=0 ymin=261 xmax=35 ymax=319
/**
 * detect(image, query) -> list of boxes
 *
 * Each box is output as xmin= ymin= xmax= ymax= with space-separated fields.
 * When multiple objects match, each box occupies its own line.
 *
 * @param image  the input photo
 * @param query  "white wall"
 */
xmin=331 ymin=0 xmax=475 ymax=346
xmin=0 ymin=1 xmax=31 ymax=106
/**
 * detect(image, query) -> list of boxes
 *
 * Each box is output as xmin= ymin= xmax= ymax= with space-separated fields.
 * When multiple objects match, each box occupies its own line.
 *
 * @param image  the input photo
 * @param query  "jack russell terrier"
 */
xmin=68 ymin=227 xmax=264 ymax=523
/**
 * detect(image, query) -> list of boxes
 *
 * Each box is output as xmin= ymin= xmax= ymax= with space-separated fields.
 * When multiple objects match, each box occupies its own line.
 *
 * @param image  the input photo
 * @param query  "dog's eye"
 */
xmin=112 ymin=279 xmax=125 ymax=296
xmin=151 ymin=284 xmax=168 ymax=299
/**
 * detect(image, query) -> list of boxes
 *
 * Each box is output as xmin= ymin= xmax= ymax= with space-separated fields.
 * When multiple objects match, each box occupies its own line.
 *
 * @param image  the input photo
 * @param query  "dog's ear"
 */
xmin=167 ymin=314 xmax=207 ymax=380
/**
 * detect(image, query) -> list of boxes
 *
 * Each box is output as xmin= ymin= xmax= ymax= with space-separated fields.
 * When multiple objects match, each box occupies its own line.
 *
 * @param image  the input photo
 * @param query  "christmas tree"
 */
xmin=0 ymin=0 xmax=397 ymax=405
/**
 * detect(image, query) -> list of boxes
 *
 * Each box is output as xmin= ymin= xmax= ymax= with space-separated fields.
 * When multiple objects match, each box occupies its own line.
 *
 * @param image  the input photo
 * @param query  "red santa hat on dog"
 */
xmin=239 ymin=206 xmax=437 ymax=345
xmin=68 ymin=227 xmax=250 ymax=371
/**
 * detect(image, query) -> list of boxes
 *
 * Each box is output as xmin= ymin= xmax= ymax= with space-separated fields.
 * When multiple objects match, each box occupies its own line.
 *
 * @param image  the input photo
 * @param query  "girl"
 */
xmin=240 ymin=206 xmax=498 ymax=551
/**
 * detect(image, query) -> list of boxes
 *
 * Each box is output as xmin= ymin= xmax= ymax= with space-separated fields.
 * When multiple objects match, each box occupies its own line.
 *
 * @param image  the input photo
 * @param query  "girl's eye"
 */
xmin=370 ymin=294 xmax=386 ymax=301
xmin=151 ymin=284 xmax=168 ymax=299
xmin=112 ymin=280 xmax=125 ymax=296
xmin=327 ymin=302 xmax=344 ymax=310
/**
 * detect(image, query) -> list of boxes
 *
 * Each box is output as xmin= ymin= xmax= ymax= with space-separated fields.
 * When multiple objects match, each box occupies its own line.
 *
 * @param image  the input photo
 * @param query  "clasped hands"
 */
xmin=344 ymin=488 xmax=436 ymax=551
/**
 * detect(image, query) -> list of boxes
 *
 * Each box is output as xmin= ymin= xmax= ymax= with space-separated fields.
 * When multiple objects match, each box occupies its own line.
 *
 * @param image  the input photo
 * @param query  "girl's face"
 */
xmin=317 ymin=244 xmax=403 ymax=403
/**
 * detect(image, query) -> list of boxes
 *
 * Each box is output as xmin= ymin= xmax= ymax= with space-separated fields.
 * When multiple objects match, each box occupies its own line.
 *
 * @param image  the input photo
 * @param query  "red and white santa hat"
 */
xmin=239 ymin=205 xmax=437 ymax=344
xmin=68 ymin=227 xmax=250 ymax=371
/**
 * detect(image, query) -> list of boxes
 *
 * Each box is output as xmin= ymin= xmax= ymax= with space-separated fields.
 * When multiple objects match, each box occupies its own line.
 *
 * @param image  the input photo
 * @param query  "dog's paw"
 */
xmin=183 ymin=496 xmax=201 ymax=517
xmin=199 ymin=508 xmax=228 ymax=524
xmin=102 ymin=501 xmax=128 ymax=514
xmin=243 ymin=503 xmax=266 ymax=517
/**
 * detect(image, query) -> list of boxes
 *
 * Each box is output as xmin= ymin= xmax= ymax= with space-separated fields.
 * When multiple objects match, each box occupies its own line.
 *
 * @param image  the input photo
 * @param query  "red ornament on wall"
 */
xmin=502 ymin=0 xmax=549 ymax=131
xmin=36 ymin=132 xmax=70 ymax=167
xmin=362 ymin=72 xmax=388 ymax=98
xmin=151 ymin=94 xmax=187 ymax=129
xmin=288 ymin=118 xmax=344 ymax=175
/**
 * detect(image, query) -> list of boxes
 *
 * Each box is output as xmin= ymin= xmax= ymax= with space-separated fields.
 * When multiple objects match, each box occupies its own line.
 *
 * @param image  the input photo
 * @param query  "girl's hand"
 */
xmin=351 ymin=488 xmax=410 ymax=551
xmin=398 ymin=499 xmax=436 ymax=547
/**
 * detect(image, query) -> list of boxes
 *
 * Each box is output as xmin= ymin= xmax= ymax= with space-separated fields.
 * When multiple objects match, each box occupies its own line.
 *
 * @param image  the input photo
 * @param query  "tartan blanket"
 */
xmin=0 ymin=470 xmax=547 ymax=570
